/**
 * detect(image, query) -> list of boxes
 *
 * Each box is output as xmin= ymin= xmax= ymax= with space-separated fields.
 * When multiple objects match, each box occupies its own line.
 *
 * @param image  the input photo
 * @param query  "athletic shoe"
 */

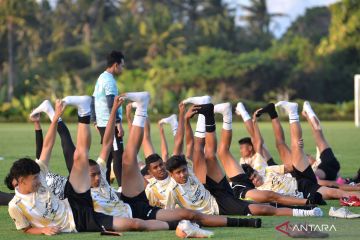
xmin=287 ymin=223 xmax=329 ymax=238
xmin=329 ymin=206 xmax=360 ymax=218
xmin=312 ymin=207 xmax=323 ymax=217
xmin=340 ymin=196 xmax=360 ymax=207
xmin=175 ymin=220 xmax=214 ymax=238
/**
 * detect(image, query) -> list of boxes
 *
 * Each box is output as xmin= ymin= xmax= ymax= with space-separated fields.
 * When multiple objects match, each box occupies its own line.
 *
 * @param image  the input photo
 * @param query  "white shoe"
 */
xmin=182 ymin=96 xmax=211 ymax=105
xmin=175 ymin=220 xmax=214 ymax=238
xmin=329 ymin=207 xmax=360 ymax=219
xmin=313 ymin=207 xmax=323 ymax=217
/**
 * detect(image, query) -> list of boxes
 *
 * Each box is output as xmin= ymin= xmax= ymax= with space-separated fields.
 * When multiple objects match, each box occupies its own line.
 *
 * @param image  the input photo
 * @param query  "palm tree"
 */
xmin=240 ymin=0 xmax=286 ymax=35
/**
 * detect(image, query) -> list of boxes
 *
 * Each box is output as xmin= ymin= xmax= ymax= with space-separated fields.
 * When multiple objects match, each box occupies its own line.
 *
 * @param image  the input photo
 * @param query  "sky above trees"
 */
xmin=227 ymin=0 xmax=340 ymax=37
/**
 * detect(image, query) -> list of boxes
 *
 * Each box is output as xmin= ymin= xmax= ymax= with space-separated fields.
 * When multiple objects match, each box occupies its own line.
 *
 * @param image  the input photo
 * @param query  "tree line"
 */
xmin=0 ymin=0 xmax=359 ymax=120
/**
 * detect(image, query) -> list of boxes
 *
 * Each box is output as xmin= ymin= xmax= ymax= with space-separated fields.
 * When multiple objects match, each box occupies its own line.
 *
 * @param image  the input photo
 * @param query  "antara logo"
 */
xmin=275 ymin=221 xmax=336 ymax=236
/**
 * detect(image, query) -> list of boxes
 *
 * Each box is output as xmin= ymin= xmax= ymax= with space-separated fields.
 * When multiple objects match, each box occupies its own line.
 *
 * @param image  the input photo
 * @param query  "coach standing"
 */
xmin=91 ymin=50 xmax=125 ymax=186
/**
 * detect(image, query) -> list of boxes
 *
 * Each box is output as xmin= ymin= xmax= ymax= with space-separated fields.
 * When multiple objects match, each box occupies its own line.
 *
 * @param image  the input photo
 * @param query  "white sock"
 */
xmin=214 ymin=102 xmax=232 ymax=130
xmin=125 ymin=92 xmax=150 ymax=127
xmin=182 ymin=95 xmax=211 ymax=105
xmin=170 ymin=115 xmax=178 ymax=136
xmin=62 ymin=96 xmax=92 ymax=117
xmin=131 ymin=102 xmax=138 ymax=109
xmin=303 ymin=101 xmax=321 ymax=130
xmin=30 ymin=100 xmax=55 ymax=122
xmin=235 ymin=102 xmax=251 ymax=122
xmin=275 ymin=101 xmax=299 ymax=124
xmin=159 ymin=114 xmax=178 ymax=136
xmin=194 ymin=114 xmax=206 ymax=138
xmin=293 ymin=207 xmax=323 ymax=217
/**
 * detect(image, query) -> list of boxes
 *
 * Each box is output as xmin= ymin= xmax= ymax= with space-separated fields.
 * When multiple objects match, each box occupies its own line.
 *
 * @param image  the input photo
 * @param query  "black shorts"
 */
xmin=229 ymin=174 xmax=255 ymax=199
xmin=296 ymin=178 xmax=321 ymax=199
xmin=204 ymin=176 xmax=251 ymax=216
xmin=121 ymin=191 xmax=161 ymax=220
xmin=290 ymin=166 xmax=321 ymax=199
xmin=291 ymin=165 xmax=317 ymax=183
xmin=318 ymin=148 xmax=340 ymax=181
xmin=64 ymin=181 xmax=113 ymax=232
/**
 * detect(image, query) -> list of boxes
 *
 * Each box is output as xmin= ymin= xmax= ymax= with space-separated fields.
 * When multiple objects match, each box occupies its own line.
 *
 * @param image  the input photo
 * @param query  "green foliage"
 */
xmin=0 ymin=0 xmax=359 ymax=121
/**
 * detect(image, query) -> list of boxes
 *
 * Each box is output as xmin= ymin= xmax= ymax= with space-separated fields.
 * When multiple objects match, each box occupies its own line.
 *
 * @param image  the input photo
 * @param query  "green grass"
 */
xmin=0 ymin=121 xmax=360 ymax=239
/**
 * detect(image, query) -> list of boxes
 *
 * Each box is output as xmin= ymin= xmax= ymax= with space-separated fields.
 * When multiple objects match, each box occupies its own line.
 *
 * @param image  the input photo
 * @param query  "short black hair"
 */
xmin=145 ymin=153 xmax=162 ymax=167
xmin=241 ymin=164 xmax=255 ymax=178
xmin=238 ymin=137 xmax=253 ymax=146
xmin=4 ymin=158 xmax=40 ymax=190
xmin=107 ymin=50 xmax=124 ymax=67
xmin=89 ymin=159 xmax=98 ymax=166
xmin=166 ymin=155 xmax=188 ymax=173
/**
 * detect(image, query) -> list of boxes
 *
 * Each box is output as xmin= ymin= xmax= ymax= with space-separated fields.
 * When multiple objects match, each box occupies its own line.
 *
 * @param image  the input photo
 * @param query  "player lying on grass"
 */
xmin=211 ymin=102 xmax=321 ymax=207
xmin=152 ymin=100 xmax=320 ymax=208
xmin=145 ymin=100 xmax=306 ymax=209
xmin=235 ymin=102 xmax=277 ymax=167
xmin=27 ymin=94 xmax=262 ymax=234
xmin=123 ymin=96 xmax=261 ymax=229
xmin=5 ymin=97 xmax=154 ymax=235
xmin=234 ymin=100 xmax=359 ymax=192
xmin=302 ymin=101 xmax=360 ymax=190
xmin=6 ymin=97 xmax=197 ymax=235
xmin=148 ymin=96 xmax=322 ymax=217
xmin=5 ymin=96 xmax=213 ymax=236
xmin=237 ymin=101 xmax=360 ymax=204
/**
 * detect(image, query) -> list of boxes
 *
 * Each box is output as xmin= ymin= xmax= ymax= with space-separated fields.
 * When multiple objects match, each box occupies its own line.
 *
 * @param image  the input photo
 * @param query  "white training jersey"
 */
xmin=8 ymin=160 xmax=77 ymax=232
xmin=91 ymin=157 xmax=132 ymax=218
xmin=166 ymin=168 xmax=219 ymax=215
xmin=257 ymin=165 xmax=303 ymax=198
xmin=145 ymin=175 xmax=172 ymax=208
xmin=240 ymin=153 xmax=268 ymax=178
xmin=45 ymin=158 xmax=132 ymax=218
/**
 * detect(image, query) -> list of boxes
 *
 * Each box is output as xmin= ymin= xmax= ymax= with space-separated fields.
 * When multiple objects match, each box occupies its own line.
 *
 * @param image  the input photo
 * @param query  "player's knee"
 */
xmin=267 ymin=191 xmax=278 ymax=202
xmin=181 ymin=209 xmax=199 ymax=221
xmin=250 ymin=205 xmax=273 ymax=216
xmin=204 ymin=150 xmax=216 ymax=162
xmin=131 ymin=219 xmax=146 ymax=231
xmin=216 ymin=145 xmax=228 ymax=157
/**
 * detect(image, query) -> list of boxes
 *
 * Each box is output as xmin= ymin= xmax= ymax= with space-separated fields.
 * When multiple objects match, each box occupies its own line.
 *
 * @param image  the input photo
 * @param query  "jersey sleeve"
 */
xmin=35 ymin=159 xmax=49 ymax=176
xmin=104 ymin=78 xmax=118 ymax=96
xmin=8 ymin=204 xmax=30 ymax=230
xmin=253 ymin=153 xmax=267 ymax=177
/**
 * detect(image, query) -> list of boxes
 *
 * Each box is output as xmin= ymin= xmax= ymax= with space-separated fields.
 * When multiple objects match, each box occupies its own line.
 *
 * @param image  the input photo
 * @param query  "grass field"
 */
xmin=0 ymin=121 xmax=360 ymax=239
